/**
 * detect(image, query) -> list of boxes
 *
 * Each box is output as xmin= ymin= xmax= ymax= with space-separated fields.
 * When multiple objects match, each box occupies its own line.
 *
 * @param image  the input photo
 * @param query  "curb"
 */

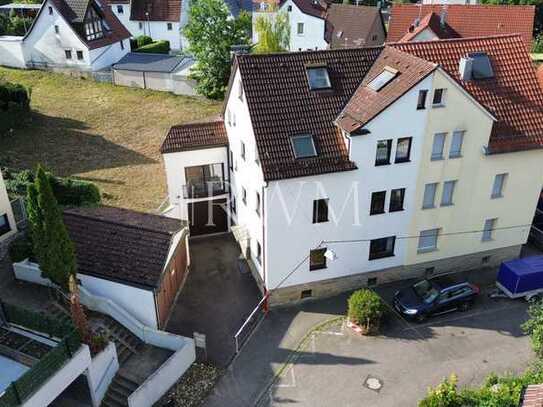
xmin=253 ymin=315 xmax=345 ymax=406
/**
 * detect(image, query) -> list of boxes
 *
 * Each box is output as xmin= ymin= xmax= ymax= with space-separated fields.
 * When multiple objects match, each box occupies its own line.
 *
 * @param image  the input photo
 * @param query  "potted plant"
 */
xmin=347 ymin=289 xmax=385 ymax=335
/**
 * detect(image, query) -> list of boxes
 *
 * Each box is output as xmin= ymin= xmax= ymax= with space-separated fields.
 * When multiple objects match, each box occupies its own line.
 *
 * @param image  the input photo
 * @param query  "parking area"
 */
xmin=259 ymin=268 xmax=534 ymax=407
xmin=166 ymin=233 xmax=262 ymax=367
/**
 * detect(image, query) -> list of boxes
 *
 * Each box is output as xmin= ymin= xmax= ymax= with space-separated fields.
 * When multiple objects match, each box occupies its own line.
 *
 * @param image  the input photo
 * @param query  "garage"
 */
xmin=112 ymin=52 xmax=197 ymax=96
xmin=188 ymin=198 xmax=228 ymax=236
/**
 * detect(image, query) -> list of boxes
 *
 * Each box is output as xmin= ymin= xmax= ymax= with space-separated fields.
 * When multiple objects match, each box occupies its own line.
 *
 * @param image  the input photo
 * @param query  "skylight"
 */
xmin=367 ymin=67 xmax=398 ymax=92
xmin=291 ymin=135 xmax=317 ymax=159
xmin=469 ymin=52 xmax=494 ymax=80
xmin=307 ymin=67 xmax=331 ymax=90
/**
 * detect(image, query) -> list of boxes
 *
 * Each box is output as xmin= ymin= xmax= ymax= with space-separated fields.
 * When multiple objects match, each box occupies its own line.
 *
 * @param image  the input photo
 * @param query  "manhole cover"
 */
xmin=364 ymin=375 xmax=383 ymax=392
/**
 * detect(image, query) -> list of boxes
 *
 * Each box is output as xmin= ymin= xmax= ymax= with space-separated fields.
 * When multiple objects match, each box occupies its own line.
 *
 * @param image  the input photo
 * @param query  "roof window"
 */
xmin=459 ymin=52 xmax=494 ymax=81
xmin=307 ymin=67 xmax=331 ymax=90
xmin=367 ymin=67 xmax=398 ymax=91
xmin=291 ymin=135 xmax=317 ymax=158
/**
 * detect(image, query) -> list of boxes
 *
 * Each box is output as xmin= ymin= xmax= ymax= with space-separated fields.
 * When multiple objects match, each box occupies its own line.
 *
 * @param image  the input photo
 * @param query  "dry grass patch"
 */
xmin=0 ymin=67 xmax=222 ymax=211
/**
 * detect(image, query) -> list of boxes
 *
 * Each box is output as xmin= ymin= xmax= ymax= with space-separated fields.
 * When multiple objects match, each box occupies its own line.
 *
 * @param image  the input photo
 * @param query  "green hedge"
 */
xmin=0 ymin=81 xmax=31 ymax=136
xmin=135 ymin=40 xmax=171 ymax=54
xmin=2 ymin=302 xmax=74 ymax=339
xmin=135 ymin=34 xmax=153 ymax=48
xmin=2 ymin=168 xmax=101 ymax=206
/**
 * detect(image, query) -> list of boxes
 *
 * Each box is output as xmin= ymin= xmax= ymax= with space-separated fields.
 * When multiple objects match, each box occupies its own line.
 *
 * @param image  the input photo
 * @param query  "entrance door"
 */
xmin=188 ymin=198 xmax=228 ymax=236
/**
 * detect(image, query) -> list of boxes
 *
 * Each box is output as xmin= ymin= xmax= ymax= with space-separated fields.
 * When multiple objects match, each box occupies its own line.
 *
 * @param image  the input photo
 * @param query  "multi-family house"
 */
xmin=107 ymin=0 xmax=188 ymax=50
xmin=387 ymin=4 xmax=535 ymax=50
xmin=253 ymin=0 xmax=386 ymax=51
xmin=0 ymin=171 xmax=16 ymax=244
xmin=0 ymin=0 xmax=130 ymax=71
xmin=161 ymin=34 xmax=543 ymax=304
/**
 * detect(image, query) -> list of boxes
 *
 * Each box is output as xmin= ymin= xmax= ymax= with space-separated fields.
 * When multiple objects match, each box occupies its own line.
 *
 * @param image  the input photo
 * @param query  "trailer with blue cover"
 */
xmin=494 ymin=256 xmax=543 ymax=300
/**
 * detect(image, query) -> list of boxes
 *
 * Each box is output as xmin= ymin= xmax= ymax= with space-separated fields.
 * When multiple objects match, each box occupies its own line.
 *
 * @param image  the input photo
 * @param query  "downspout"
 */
xmin=262 ymin=183 xmax=268 ymax=313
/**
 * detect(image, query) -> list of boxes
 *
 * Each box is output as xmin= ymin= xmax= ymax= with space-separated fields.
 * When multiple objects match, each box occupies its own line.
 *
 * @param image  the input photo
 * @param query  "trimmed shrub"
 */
xmin=135 ymin=40 xmax=171 ymax=54
xmin=0 ymin=81 xmax=31 ymax=136
xmin=347 ymin=289 xmax=384 ymax=334
xmin=2 ymin=168 xmax=101 ymax=206
xmin=9 ymin=235 xmax=34 ymax=262
xmin=135 ymin=35 xmax=153 ymax=48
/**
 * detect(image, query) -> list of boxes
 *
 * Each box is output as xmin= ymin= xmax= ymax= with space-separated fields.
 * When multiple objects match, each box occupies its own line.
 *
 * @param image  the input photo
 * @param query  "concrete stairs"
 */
xmin=100 ymin=372 xmax=141 ymax=407
xmin=101 ymin=317 xmax=142 ymax=365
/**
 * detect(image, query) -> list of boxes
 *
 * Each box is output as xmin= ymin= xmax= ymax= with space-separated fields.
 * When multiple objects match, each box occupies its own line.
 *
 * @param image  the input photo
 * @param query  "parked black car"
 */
xmin=393 ymin=276 xmax=480 ymax=322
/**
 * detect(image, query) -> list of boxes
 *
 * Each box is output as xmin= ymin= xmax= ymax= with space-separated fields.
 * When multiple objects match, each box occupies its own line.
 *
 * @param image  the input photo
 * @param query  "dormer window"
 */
xmin=367 ymin=67 xmax=398 ymax=92
xmin=459 ymin=52 xmax=494 ymax=81
xmin=291 ymin=135 xmax=317 ymax=158
xmin=306 ymin=67 xmax=331 ymax=90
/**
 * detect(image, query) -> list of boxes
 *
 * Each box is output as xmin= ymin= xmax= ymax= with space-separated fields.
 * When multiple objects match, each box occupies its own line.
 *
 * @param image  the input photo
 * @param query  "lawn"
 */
xmin=0 ymin=68 xmax=222 ymax=212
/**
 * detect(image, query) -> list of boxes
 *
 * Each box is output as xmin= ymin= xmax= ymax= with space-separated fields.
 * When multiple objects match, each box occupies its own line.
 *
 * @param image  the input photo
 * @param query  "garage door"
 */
xmin=188 ymin=198 xmax=228 ymax=236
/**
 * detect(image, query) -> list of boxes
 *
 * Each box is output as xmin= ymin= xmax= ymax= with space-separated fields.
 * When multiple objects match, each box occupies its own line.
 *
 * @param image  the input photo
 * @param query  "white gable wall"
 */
xmin=88 ymin=39 xmax=129 ymax=70
xmin=412 ymin=27 xmax=439 ymax=42
xmin=281 ymin=0 xmax=327 ymax=51
xmin=264 ymin=75 xmax=433 ymax=289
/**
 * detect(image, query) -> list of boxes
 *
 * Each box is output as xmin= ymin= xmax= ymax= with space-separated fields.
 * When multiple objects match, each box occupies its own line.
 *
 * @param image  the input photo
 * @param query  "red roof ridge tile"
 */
xmin=388 ymin=32 xmax=524 ymax=47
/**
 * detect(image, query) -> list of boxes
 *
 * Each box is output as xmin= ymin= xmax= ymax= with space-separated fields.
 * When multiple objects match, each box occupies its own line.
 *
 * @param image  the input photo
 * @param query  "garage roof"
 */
xmin=113 ymin=52 xmax=187 ymax=73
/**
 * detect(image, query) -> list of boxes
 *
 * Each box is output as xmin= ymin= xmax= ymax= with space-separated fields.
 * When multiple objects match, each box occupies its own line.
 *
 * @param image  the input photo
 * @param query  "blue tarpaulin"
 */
xmin=498 ymin=256 xmax=543 ymax=295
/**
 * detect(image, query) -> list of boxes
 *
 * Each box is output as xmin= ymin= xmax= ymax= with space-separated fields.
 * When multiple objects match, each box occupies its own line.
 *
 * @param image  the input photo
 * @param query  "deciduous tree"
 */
xmin=254 ymin=11 xmax=290 ymax=53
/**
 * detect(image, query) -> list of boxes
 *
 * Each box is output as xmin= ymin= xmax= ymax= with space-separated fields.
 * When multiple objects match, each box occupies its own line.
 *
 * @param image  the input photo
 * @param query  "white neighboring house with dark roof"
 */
xmin=112 ymin=52 xmax=196 ymax=94
xmin=161 ymin=36 xmax=543 ymax=305
xmin=0 ymin=171 xmax=16 ymax=244
xmin=0 ymin=0 xmax=130 ymax=71
xmin=252 ymin=0 xmax=386 ymax=51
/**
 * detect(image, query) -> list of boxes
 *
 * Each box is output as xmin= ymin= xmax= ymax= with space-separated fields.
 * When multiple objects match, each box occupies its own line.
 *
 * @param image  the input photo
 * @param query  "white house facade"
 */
xmin=0 ymin=171 xmax=16 ymax=244
xmin=0 ymin=0 xmax=130 ymax=71
xmin=161 ymin=34 xmax=543 ymax=304
xmin=107 ymin=0 xmax=187 ymax=50
xmin=253 ymin=0 xmax=385 ymax=51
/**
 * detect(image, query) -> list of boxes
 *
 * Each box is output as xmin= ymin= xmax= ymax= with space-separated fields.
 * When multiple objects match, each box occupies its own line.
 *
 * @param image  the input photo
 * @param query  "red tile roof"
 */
xmin=521 ymin=384 xmax=543 ymax=407
xmin=337 ymin=46 xmax=437 ymax=132
xmin=161 ymin=120 xmax=228 ymax=154
xmin=129 ymin=0 xmax=182 ymax=21
xmin=325 ymin=4 xmax=384 ymax=48
xmin=392 ymin=34 xmax=543 ymax=154
xmin=399 ymin=11 xmax=459 ymax=43
xmin=234 ymin=47 xmax=382 ymax=181
xmin=388 ymin=4 xmax=535 ymax=50
xmin=537 ymin=64 xmax=543 ymax=91
xmin=283 ymin=0 xmax=326 ymax=19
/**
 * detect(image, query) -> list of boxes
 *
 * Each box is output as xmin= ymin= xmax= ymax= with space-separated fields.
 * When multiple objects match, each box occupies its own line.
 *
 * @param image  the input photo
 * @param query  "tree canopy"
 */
xmin=183 ymin=0 xmax=251 ymax=99
xmin=254 ymin=11 xmax=290 ymax=53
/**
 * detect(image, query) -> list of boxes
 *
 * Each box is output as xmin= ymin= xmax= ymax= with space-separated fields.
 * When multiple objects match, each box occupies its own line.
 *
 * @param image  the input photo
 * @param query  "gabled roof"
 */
xmin=161 ymin=120 xmax=228 ymax=153
xmin=336 ymin=46 xmax=437 ymax=132
xmin=388 ymin=4 xmax=535 ymax=50
xmin=283 ymin=0 xmax=327 ymax=19
xmin=392 ymin=34 xmax=543 ymax=154
xmin=399 ymin=11 xmax=459 ymax=43
xmin=47 ymin=0 xmax=130 ymax=49
xmin=63 ymin=206 xmax=185 ymax=288
xmin=234 ymin=47 xmax=382 ymax=181
xmin=325 ymin=4 xmax=383 ymax=48
xmin=129 ymin=0 xmax=182 ymax=21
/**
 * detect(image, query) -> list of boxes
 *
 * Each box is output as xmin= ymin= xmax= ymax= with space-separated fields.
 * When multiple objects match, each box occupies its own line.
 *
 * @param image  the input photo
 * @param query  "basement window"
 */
xmin=291 ymin=135 xmax=317 ymax=159
xmin=367 ymin=67 xmax=398 ymax=92
xmin=306 ymin=67 xmax=331 ymax=90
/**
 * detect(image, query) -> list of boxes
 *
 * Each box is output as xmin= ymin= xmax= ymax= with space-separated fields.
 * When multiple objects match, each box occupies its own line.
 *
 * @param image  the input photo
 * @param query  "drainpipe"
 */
xmin=262 ymin=183 xmax=268 ymax=313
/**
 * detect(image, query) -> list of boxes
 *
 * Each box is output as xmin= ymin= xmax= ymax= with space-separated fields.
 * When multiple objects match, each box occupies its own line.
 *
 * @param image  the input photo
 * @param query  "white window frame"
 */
xmin=441 ymin=180 xmax=457 ymax=207
xmin=449 ymin=130 xmax=464 ymax=158
xmin=482 ymin=218 xmax=497 ymax=241
xmin=431 ymin=133 xmax=446 ymax=161
xmin=297 ymin=22 xmax=304 ymax=35
xmin=491 ymin=173 xmax=507 ymax=199
xmin=418 ymin=229 xmax=439 ymax=253
xmin=423 ymin=183 xmax=438 ymax=209
xmin=432 ymin=88 xmax=446 ymax=107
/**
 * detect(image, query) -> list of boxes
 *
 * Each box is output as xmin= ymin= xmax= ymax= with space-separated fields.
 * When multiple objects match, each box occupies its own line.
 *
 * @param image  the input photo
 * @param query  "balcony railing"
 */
xmin=182 ymin=181 xmax=228 ymax=199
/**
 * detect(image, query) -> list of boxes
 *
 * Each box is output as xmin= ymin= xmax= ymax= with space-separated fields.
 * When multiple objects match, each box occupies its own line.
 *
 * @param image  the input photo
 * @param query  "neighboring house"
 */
xmin=161 ymin=34 xmax=543 ymax=304
xmin=0 ymin=171 xmax=16 ymax=244
xmin=253 ymin=0 xmax=385 ymax=51
xmin=61 ymin=206 xmax=189 ymax=328
xmin=107 ymin=0 xmax=187 ymax=50
xmin=0 ymin=3 xmax=41 ymax=18
xmin=112 ymin=52 xmax=196 ymax=95
xmin=387 ymin=4 xmax=535 ymax=50
xmin=422 ymin=0 xmax=479 ymax=4
xmin=0 ymin=0 xmax=130 ymax=71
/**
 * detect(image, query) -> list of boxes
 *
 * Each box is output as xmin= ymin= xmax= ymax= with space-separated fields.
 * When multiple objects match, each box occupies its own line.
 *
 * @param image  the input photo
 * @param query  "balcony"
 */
xmin=182 ymin=181 xmax=228 ymax=199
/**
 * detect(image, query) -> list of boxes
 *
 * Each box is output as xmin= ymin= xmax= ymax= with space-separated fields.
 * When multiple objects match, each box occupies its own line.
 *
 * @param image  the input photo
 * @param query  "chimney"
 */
xmin=440 ymin=6 xmax=447 ymax=27
xmin=459 ymin=56 xmax=473 ymax=81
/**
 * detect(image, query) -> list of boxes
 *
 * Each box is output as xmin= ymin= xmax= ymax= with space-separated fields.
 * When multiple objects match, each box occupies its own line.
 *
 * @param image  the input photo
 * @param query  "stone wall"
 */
xmin=269 ymin=245 xmax=522 ymax=306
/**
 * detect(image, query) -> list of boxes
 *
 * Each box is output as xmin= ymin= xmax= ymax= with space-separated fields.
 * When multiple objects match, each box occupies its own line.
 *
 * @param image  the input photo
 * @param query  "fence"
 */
xmin=0 ymin=302 xmax=81 ymax=407
xmin=10 ymin=197 xmax=27 ymax=228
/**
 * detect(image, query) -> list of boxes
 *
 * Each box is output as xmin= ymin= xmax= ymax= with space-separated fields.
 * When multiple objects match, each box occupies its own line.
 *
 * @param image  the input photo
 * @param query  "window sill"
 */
xmin=394 ymin=159 xmax=411 ymax=164
xmin=310 ymin=265 xmax=327 ymax=271
xmin=422 ymin=205 xmax=436 ymax=210
xmin=491 ymin=194 xmax=503 ymax=199
xmin=369 ymin=253 xmax=395 ymax=261
xmin=389 ymin=208 xmax=404 ymax=213
xmin=449 ymin=154 xmax=462 ymax=159
xmin=430 ymin=156 xmax=444 ymax=162
xmin=375 ymin=162 xmax=391 ymax=167
xmin=313 ymin=220 xmax=330 ymax=224
xmin=417 ymin=247 xmax=437 ymax=254
xmin=416 ymin=106 xmax=426 ymax=110
xmin=370 ymin=211 xmax=386 ymax=216
xmin=440 ymin=203 xmax=454 ymax=207
xmin=432 ymin=104 xmax=446 ymax=108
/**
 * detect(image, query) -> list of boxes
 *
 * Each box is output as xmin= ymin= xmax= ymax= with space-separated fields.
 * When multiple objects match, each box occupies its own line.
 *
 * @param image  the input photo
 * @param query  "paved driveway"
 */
xmin=166 ymin=233 xmax=261 ymax=367
xmin=259 ymin=276 xmax=533 ymax=407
